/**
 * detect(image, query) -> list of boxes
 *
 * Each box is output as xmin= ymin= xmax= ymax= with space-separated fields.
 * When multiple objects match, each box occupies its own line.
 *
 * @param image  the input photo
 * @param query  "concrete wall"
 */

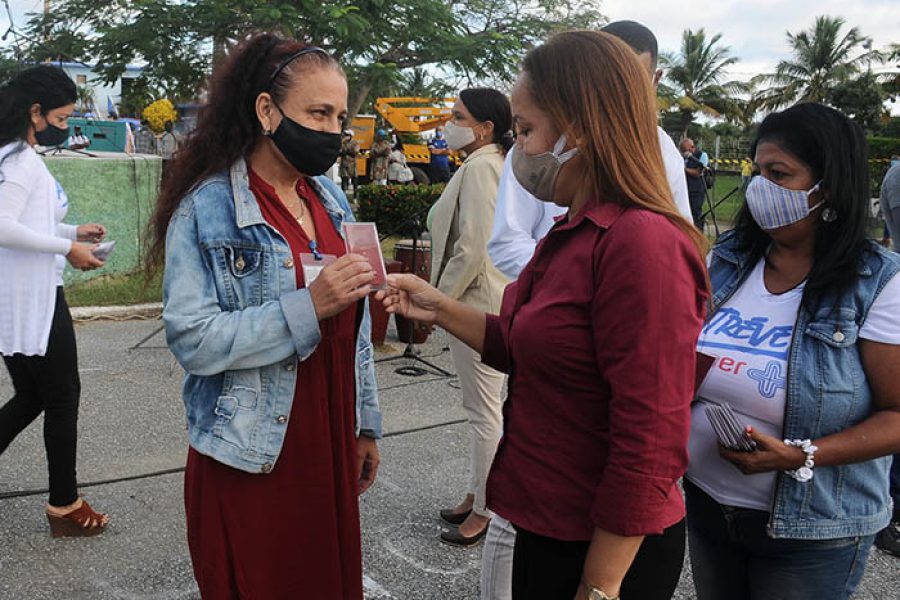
xmin=42 ymin=151 xmax=162 ymax=285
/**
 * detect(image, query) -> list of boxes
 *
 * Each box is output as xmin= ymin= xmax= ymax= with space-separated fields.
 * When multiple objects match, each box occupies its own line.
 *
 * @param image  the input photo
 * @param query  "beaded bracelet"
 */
xmin=783 ymin=439 xmax=818 ymax=482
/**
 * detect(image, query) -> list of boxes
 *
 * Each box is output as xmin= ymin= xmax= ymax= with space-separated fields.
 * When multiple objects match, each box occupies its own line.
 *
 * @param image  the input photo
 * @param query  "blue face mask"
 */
xmin=745 ymin=176 xmax=823 ymax=230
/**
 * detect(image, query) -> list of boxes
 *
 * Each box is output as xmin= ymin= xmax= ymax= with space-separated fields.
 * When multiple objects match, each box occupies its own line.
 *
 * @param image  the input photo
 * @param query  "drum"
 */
xmin=393 ymin=239 xmax=432 ymax=344
xmin=393 ymin=239 xmax=432 ymax=281
xmin=369 ymin=260 xmax=402 ymax=346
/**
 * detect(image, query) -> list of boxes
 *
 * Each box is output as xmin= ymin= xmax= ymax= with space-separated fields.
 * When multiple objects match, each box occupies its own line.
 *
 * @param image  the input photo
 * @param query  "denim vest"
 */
xmin=163 ymin=158 xmax=381 ymax=474
xmin=709 ymin=230 xmax=900 ymax=539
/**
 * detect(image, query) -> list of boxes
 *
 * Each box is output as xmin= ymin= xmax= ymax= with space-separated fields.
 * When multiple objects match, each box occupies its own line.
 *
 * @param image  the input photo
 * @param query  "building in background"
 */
xmin=56 ymin=62 xmax=144 ymax=118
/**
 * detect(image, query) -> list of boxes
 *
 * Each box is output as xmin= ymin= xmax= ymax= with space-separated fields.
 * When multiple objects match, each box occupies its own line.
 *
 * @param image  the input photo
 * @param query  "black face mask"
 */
xmin=269 ymin=103 xmax=342 ymax=176
xmin=35 ymin=122 xmax=68 ymax=147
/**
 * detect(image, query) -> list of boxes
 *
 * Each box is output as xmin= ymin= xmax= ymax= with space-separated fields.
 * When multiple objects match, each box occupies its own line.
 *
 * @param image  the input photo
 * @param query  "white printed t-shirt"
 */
xmin=687 ymin=257 xmax=900 ymax=511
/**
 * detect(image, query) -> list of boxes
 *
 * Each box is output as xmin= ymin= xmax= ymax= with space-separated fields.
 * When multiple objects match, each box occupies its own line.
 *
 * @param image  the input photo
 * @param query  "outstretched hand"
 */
xmin=375 ymin=273 xmax=444 ymax=325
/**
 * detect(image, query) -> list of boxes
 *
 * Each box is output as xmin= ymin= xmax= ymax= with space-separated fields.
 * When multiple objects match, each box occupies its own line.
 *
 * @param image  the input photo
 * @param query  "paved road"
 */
xmin=0 ymin=320 xmax=897 ymax=599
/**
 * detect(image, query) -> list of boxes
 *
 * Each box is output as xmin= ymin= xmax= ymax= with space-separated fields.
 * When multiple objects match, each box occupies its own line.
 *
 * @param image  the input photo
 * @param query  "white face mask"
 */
xmin=745 ymin=176 xmax=824 ymax=230
xmin=443 ymin=121 xmax=477 ymax=151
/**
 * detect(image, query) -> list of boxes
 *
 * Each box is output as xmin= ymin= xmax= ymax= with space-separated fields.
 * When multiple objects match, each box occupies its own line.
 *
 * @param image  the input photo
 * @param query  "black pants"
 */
xmin=431 ymin=165 xmax=451 ymax=183
xmin=511 ymin=519 xmax=686 ymax=600
xmin=0 ymin=288 xmax=80 ymax=506
xmin=689 ymin=191 xmax=706 ymax=229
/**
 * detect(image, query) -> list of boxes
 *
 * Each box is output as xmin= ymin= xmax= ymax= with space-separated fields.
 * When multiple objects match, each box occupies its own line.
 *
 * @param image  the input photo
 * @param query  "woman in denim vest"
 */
xmin=146 ymin=34 xmax=381 ymax=599
xmin=685 ymin=103 xmax=900 ymax=599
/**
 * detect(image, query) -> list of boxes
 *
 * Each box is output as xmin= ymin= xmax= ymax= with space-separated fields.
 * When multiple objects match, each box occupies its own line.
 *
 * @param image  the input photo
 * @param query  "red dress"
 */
xmin=184 ymin=169 xmax=363 ymax=599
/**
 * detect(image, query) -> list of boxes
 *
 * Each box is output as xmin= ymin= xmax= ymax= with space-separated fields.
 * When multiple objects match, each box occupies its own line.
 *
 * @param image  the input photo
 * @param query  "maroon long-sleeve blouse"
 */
xmin=482 ymin=202 xmax=708 ymax=541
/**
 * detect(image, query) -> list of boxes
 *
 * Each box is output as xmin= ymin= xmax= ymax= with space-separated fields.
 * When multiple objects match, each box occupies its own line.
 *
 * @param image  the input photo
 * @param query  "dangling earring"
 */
xmin=822 ymin=207 xmax=838 ymax=222
xmin=262 ymin=126 xmax=272 ymax=136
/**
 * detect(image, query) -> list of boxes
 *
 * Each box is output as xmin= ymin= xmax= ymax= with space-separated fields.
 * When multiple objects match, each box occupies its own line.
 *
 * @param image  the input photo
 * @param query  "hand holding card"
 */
xmin=92 ymin=240 xmax=116 ymax=261
xmin=342 ymin=222 xmax=387 ymax=289
xmin=704 ymin=402 xmax=757 ymax=452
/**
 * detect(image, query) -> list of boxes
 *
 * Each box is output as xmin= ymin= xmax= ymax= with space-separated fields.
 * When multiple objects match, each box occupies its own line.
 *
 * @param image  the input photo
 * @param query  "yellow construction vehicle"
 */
xmin=350 ymin=96 xmax=458 ymax=184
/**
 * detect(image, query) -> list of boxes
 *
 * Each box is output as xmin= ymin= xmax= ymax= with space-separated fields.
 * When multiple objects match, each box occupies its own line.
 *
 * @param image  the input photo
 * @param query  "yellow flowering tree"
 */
xmin=142 ymin=99 xmax=178 ymax=133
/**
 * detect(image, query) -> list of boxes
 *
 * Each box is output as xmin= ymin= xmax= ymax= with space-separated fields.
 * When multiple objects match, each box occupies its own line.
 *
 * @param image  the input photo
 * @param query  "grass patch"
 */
xmin=65 ymin=269 xmax=162 ymax=307
xmin=706 ymin=173 xmax=746 ymax=224
xmin=380 ymin=235 xmax=401 ymax=260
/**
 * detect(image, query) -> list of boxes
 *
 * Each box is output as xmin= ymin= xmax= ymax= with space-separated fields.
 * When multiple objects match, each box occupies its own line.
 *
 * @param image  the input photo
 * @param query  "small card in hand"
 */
xmin=342 ymin=222 xmax=387 ymax=289
xmin=704 ymin=402 xmax=756 ymax=452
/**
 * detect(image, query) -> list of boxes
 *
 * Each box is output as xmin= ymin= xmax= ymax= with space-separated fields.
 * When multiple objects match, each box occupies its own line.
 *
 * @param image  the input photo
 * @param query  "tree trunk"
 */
xmin=346 ymin=77 xmax=373 ymax=128
xmin=681 ymin=110 xmax=694 ymax=139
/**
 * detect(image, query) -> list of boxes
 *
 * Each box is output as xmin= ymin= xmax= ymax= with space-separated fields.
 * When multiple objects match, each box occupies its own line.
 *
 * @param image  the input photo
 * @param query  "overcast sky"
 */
xmin=602 ymin=0 xmax=899 ymax=79
xmin=2 ymin=0 xmax=898 ymax=82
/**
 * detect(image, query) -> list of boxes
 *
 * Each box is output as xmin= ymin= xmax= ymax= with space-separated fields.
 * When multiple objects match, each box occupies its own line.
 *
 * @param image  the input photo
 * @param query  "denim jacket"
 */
xmin=163 ymin=158 xmax=381 ymax=474
xmin=708 ymin=230 xmax=900 ymax=539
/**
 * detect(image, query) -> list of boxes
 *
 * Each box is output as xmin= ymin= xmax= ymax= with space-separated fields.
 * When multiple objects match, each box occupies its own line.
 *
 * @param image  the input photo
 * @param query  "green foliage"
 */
xmin=65 ymin=270 xmax=163 ymax=307
xmin=119 ymin=78 xmax=155 ymax=118
xmin=356 ymin=183 xmax=444 ymax=237
xmin=866 ymin=137 xmax=900 ymax=197
xmin=868 ymin=137 xmax=900 ymax=159
xmin=75 ymin=83 xmax=96 ymax=113
xmin=880 ymin=117 xmax=900 ymax=139
xmin=0 ymin=49 xmax=22 ymax=83
xmin=753 ymin=15 xmax=877 ymax=110
xmin=660 ymin=29 xmax=748 ymax=136
xmin=26 ymin=0 xmax=604 ymax=116
xmin=830 ymin=72 xmax=885 ymax=133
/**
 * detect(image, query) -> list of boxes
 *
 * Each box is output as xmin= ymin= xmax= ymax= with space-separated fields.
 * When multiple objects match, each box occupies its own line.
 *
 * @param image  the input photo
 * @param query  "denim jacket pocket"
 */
xmin=226 ymin=245 xmax=262 ymax=280
xmin=212 ymin=372 xmax=262 ymax=449
xmin=209 ymin=242 xmax=264 ymax=310
xmin=803 ymin=312 xmax=863 ymax=433
xmin=804 ymin=314 xmax=859 ymax=349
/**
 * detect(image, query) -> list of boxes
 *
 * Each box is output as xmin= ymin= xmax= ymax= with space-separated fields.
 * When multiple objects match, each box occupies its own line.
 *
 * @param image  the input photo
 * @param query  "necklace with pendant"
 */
xmin=294 ymin=179 xmax=308 ymax=226
xmin=294 ymin=201 xmax=305 ymax=226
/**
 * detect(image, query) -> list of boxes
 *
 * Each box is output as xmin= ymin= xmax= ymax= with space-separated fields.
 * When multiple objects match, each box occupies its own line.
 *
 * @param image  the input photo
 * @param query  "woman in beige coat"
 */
xmin=428 ymin=88 xmax=513 ymax=545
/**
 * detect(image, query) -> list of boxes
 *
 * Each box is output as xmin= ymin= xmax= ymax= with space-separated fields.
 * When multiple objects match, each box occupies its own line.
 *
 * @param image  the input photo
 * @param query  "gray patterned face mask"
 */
xmin=511 ymin=134 xmax=579 ymax=202
xmin=745 ymin=176 xmax=823 ymax=230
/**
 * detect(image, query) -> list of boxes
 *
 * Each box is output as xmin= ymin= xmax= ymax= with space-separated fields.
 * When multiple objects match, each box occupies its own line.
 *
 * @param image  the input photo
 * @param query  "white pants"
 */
xmin=448 ymin=335 xmax=505 ymax=516
xmin=480 ymin=515 xmax=516 ymax=600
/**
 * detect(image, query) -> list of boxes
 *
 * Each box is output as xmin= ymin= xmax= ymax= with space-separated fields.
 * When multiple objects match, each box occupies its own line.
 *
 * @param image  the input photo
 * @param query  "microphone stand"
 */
xmin=375 ymin=202 xmax=453 ymax=377
xmin=38 ymin=145 xmax=97 ymax=158
xmin=700 ymin=185 xmax=741 ymax=238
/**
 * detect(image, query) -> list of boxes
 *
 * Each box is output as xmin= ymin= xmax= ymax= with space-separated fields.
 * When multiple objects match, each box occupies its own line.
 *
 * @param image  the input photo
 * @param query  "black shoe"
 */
xmin=439 ymin=524 xmax=488 ymax=547
xmin=439 ymin=508 xmax=471 ymax=526
xmin=875 ymin=522 xmax=900 ymax=557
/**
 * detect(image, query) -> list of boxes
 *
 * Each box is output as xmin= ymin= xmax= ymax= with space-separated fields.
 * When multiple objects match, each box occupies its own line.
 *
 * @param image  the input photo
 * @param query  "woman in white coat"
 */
xmin=428 ymin=88 xmax=512 ymax=545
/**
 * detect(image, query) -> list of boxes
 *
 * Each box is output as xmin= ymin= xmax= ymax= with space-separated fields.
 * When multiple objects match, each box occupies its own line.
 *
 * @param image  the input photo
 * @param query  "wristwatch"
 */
xmin=583 ymin=581 xmax=619 ymax=600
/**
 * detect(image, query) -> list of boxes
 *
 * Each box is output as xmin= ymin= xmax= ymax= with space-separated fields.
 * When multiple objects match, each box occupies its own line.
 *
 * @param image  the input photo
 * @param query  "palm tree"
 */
xmin=662 ymin=29 xmax=748 ymax=137
xmin=75 ymin=84 xmax=96 ymax=115
xmin=753 ymin=15 xmax=878 ymax=110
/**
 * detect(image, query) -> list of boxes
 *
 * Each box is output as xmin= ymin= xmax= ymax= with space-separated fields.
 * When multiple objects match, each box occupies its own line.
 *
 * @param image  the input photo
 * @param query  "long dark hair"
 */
xmin=146 ymin=33 xmax=341 ymax=272
xmin=0 ymin=65 xmax=76 ymax=169
xmin=458 ymin=88 xmax=514 ymax=154
xmin=732 ymin=103 xmax=869 ymax=309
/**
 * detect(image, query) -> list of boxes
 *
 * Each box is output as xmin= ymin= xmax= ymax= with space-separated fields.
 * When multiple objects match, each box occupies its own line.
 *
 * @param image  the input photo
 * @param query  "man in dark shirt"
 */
xmin=428 ymin=125 xmax=451 ymax=183
xmin=680 ymin=138 xmax=706 ymax=229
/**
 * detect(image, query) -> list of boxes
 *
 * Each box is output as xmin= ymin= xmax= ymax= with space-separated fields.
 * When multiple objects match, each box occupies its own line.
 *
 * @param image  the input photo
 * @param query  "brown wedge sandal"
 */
xmin=46 ymin=499 xmax=109 ymax=538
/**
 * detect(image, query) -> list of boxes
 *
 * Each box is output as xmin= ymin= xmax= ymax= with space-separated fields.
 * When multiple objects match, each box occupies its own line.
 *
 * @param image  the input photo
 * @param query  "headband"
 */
xmin=266 ymin=46 xmax=329 ymax=90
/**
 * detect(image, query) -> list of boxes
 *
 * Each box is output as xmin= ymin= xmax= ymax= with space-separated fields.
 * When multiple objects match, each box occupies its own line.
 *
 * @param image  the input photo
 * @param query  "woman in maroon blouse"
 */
xmin=379 ymin=31 xmax=708 ymax=600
